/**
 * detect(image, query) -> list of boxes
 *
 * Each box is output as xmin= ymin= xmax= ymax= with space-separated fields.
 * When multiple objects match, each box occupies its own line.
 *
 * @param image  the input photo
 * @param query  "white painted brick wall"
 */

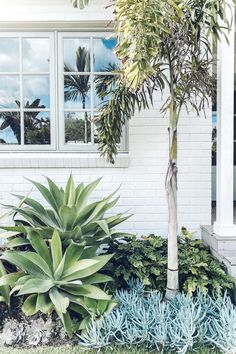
xmin=0 ymin=0 xmax=212 ymax=236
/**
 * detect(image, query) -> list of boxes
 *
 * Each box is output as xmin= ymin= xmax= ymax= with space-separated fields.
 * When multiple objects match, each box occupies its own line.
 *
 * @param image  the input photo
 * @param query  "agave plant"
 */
xmin=0 ymin=230 xmax=115 ymax=336
xmin=0 ymin=175 xmax=131 ymax=248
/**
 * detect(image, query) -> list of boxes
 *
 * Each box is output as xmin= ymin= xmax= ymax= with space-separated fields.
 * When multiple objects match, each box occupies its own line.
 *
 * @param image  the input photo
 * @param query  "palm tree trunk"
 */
xmin=165 ymin=125 xmax=179 ymax=301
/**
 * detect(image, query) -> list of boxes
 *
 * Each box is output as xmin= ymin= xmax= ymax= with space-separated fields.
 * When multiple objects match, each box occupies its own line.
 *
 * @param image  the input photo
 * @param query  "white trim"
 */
xmin=0 ymin=152 xmax=129 ymax=169
xmin=213 ymin=0 xmax=236 ymax=236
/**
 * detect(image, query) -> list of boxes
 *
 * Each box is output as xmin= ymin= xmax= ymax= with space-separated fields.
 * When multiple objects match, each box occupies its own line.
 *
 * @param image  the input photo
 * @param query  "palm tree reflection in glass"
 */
xmin=0 ymin=99 xmax=50 ymax=145
xmin=64 ymin=46 xmax=91 ymax=144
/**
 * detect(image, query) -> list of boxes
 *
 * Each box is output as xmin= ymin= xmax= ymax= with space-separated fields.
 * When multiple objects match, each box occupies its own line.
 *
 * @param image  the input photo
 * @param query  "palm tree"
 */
xmin=64 ymin=46 xmax=91 ymax=143
xmin=0 ymin=98 xmax=47 ymax=144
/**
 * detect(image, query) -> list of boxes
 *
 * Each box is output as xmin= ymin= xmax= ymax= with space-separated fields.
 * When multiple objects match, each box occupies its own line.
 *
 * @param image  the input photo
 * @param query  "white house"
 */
xmin=0 ymin=0 xmax=234 ymax=274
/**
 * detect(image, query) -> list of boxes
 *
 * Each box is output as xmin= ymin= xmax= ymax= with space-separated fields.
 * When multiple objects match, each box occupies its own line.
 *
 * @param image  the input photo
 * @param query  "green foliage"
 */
xmin=0 ymin=175 xmax=131 ymax=247
xmin=74 ymin=0 xmax=233 ymax=164
xmin=0 ymin=260 xmax=10 ymax=305
xmin=103 ymin=233 xmax=235 ymax=295
xmin=65 ymin=115 xmax=91 ymax=144
xmin=0 ymin=230 xmax=115 ymax=336
xmin=94 ymin=69 xmax=160 ymax=163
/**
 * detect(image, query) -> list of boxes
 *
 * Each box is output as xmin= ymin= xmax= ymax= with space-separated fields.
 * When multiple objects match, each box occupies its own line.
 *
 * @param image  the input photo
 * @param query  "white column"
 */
xmin=214 ymin=0 xmax=236 ymax=237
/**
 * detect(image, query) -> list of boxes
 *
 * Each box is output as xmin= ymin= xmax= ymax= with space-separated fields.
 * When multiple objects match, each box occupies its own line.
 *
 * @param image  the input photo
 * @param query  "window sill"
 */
xmin=0 ymin=152 xmax=129 ymax=169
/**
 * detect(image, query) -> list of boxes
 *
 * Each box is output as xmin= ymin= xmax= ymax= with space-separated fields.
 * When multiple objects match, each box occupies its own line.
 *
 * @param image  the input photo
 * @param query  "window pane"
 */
xmin=64 ymin=75 xmax=91 ymax=109
xmin=23 ymin=75 xmax=50 ymax=108
xmin=0 ymin=76 xmax=20 ymax=109
xmin=23 ymin=38 xmax=50 ymax=72
xmin=93 ymin=113 xmax=99 ymax=144
xmin=24 ymin=111 xmax=50 ymax=145
xmin=0 ymin=38 xmax=19 ymax=72
xmin=93 ymin=38 xmax=120 ymax=72
xmin=65 ymin=112 xmax=91 ymax=144
xmin=94 ymin=74 xmax=118 ymax=108
xmin=0 ymin=112 xmax=20 ymax=144
xmin=64 ymin=39 xmax=91 ymax=72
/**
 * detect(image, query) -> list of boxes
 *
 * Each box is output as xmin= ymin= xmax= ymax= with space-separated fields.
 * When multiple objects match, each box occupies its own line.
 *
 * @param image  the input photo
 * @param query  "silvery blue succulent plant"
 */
xmin=79 ymin=278 xmax=236 ymax=354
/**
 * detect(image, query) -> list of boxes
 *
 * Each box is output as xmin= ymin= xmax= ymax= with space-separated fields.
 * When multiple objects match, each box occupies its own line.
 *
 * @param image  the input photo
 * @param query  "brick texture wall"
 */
xmin=0 ymin=0 xmax=212 ymax=236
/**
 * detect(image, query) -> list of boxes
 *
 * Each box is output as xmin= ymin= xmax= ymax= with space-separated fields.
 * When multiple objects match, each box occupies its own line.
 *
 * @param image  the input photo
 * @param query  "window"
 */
xmin=0 ymin=33 xmax=55 ymax=150
xmin=0 ymin=32 xmax=126 ymax=153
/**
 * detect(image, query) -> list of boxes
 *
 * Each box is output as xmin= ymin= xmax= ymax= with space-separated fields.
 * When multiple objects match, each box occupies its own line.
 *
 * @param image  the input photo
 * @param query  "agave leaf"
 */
xmin=72 ymin=200 xmax=100 ymax=227
xmin=62 ymin=254 xmax=114 ymax=281
xmin=62 ymin=259 xmax=99 ymax=279
xmin=82 ymin=187 xmax=119 ymax=226
xmin=59 ymin=205 xmax=77 ymax=230
xmin=81 ymin=273 xmax=113 ymax=285
xmin=80 ymin=246 xmax=98 ymax=259
xmin=62 ymin=311 xmax=74 ymax=338
xmin=10 ymin=207 xmax=46 ymax=227
xmin=70 ymin=302 xmax=89 ymax=317
xmin=17 ymin=278 xmax=54 ymax=295
xmin=12 ymin=194 xmax=48 ymax=219
xmin=45 ymin=209 xmax=61 ymax=228
xmin=75 ymin=183 xmax=84 ymax=204
xmin=27 ymin=179 xmax=58 ymax=213
xmin=0 ymin=225 xmax=26 ymax=233
xmin=83 ymin=197 xmax=120 ymax=227
xmin=64 ymin=174 xmax=76 ymax=207
xmin=28 ymin=230 xmax=52 ymax=268
xmin=5 ymin=237 xmax=30 ymax=248
xmin=51 ymin=230 xmax=62 ymax=272
xmin=46 ymin=177 xmax=64 ymax=211
xmin=0 ymin=261 xmax=10 ymax=305
xmin=63 ymin=241 xmax=85 ymax=268
xmin=22 ymin=294 xmax=38 ymax=316
xmin=80 ymin=233 xmax=108 ymax=246
xmin=1 ymin=251 xmax=50 ymax=278
xmin=36 ymin=293 xmax=53 ymax=314
xmin=49 ymin=287 xmax=69 ymax=314
xmin=107 ymin=213 xmax=132 ymax=228
xmin=0 ymin=271 xmax=24 ymax=287
xmin=54 ymin=256 xmax=66 ymax=280
xmin=77 ymin=178 xmax=102 ymax=212
xmin=0 ymin=231 xmax=22 ymax=239
xmin=95 ymin=220 xmax=110 ymax=235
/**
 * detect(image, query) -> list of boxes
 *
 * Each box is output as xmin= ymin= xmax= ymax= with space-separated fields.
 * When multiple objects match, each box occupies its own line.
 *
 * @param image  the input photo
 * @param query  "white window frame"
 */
xmin=58 ymin=31 xmax=127 ymax=152
xmin=0 ymin=32 xmax=56 ymax=151
xmin=0 ymin=31 xmax=127 ymax=153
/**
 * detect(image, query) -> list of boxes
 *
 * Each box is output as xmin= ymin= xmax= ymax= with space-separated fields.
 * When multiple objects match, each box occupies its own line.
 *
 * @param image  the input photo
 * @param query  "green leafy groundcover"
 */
xmin=103 ymin=231 xmax=235 ymax=295
xmin=0 ymin=346 xmax=221 ymax=354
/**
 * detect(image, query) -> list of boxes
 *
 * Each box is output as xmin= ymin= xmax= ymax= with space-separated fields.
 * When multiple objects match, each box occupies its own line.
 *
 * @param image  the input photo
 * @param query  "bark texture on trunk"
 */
xmin=165 ymin=128 xmax=179 ymax=301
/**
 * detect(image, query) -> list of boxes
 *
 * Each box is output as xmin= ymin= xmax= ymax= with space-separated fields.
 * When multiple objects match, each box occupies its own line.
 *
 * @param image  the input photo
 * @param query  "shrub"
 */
xmin=103 ymin=232 xmax=235 ymax=295
xmin=80 ymin=280 xmax=236 ymax=354
xmin=0 ymin=230 xmax=116 ymax=336
xmin=0 ymin=175 xmax=131 ymax=247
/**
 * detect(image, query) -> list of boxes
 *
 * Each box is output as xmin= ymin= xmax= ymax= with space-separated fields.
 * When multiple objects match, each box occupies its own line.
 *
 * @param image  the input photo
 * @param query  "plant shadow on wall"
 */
xmin=0 ymin=99 xmax=50 ymax=145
